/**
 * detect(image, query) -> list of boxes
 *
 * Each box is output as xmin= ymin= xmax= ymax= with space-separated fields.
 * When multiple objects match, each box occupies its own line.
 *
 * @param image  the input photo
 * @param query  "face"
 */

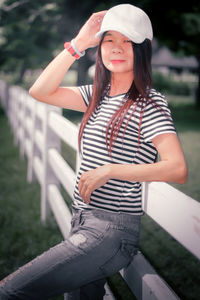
xmin=101 ymin=31 xmax=134 ymax=76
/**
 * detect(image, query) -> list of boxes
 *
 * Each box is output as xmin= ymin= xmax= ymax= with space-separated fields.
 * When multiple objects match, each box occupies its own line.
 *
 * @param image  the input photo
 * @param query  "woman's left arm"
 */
xmin=78 ymin=133 xmax=188 ymax=203
xmin=108 ymin=133 xmax=188 ymax=184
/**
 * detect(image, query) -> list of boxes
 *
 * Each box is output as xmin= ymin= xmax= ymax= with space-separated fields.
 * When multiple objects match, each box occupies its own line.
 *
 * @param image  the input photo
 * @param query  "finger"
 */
xmin=79 ymin=182 xmax=85 ymax=197
xmin=78 ymin=179 xmax=83 ymax=195
xmin=81 ymin=189 xmax=90 ymax=204
xmin=91 ymin=11 xmax=107 ymax=24
xmin=84 ymin=190 xmax=91 ymax=204
xmin=94 ymin=10 xmax=107 ymax=17
xmin=78 ymin=174 xmax=86 ymax=195
xmin=80 ymin=180 xmax=92 ymax=204
xmin=79 ymin=180 xmax=89 ymax=199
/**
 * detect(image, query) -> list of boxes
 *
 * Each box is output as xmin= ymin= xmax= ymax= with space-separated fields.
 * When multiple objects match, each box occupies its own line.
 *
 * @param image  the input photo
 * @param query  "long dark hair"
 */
xmin=78 ymin=34 xmax=152 ymax=156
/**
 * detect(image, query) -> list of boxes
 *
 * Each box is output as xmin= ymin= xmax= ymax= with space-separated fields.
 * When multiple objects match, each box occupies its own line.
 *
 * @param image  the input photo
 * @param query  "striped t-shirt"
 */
xmin=73 ymin=85 xmax=176 ymax=215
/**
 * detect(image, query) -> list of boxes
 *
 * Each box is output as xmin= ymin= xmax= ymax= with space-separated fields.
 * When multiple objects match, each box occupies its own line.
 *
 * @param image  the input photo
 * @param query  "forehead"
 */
xmin=104 ymin=30 xmax=130 ymax=40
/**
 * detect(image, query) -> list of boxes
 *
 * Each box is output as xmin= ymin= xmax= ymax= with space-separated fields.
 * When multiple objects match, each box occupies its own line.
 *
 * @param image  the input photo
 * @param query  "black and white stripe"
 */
xmin=73 ymin=85 xmax=176 ymax=215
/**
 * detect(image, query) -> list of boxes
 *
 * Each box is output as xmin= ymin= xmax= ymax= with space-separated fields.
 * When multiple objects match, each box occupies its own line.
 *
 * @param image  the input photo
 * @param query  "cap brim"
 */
xmin=95 ymin=28 xmax=145 ymax=44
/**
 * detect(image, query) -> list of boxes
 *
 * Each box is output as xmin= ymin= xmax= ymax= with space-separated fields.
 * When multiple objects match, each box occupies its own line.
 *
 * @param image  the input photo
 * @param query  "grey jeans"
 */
xmin=0 ymin=205 xmax=141 ymax=300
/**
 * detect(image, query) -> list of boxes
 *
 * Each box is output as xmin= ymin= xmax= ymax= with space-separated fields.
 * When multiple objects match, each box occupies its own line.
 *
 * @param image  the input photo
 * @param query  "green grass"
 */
xmin=0 ymin=94 xmax=200 ymax=300
xmin=0 ymin=106 xmax=127 ymax=300
xmin=0 ymin=106 xmax=64 ymax=300
xmin=139 ymin=95 xmax=200 ymax=300
xmin=167 ymin=95 xmax=200 ymax=200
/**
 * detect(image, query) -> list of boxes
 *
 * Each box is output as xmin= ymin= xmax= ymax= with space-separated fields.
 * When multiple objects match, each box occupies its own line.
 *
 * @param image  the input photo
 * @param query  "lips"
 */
xmin=110 ymin=60 xmax=125 ymax=64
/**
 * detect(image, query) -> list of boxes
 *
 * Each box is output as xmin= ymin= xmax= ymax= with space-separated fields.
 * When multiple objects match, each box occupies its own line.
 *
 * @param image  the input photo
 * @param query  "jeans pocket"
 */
xmin=99 ymin=239 xmax=138 ymax=277
xmin=81 ymin=216 xmax=110 ymax=236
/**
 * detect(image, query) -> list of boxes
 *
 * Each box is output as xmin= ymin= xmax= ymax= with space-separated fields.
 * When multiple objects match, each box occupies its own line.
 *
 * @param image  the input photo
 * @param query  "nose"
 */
xmin=111 ymin=42 xmax=123 ymax=53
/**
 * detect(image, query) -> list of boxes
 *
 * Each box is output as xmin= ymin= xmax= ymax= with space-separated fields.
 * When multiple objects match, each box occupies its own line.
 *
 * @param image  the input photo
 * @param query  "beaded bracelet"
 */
xmin=64 ymin=39 xmax=85 ymax=60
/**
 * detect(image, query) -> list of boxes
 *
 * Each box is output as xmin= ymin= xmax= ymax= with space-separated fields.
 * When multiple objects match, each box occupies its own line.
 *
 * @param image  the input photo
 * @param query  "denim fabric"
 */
xmin=0 ymin=205 xmax=141 ymax=300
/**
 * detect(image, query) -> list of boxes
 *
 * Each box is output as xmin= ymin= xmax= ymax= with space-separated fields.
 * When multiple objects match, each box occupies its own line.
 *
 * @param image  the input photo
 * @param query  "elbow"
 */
xmin=29 ymin=86 xmax=44 ymax=102
xmin=29 ymin=86 xmax=36 ymax=98
xmin=29 ymin=86 xmax=38 ymax=99
xmin=174 ymin=164 xmax=188 ymax=184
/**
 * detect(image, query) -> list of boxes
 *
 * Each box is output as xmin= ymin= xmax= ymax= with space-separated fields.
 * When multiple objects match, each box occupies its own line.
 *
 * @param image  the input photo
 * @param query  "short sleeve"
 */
xmin=78 ymin=85 xmax=93 ymax=107
xmin=141 ymin=90 xmax=176 ymax=142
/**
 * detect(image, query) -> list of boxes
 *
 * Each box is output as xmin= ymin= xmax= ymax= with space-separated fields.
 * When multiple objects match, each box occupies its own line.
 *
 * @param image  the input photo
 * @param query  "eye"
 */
xmin=125 ymin=40 xmax=132 ymax=43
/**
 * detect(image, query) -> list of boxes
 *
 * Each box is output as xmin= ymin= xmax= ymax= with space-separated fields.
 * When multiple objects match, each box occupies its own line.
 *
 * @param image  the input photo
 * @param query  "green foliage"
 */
xmin=0 ymin=109 xmax=62 ymax=279
xmin=152 ymin=71 xmax=191 ymax=95
xmin=0 ymin=0 xmax=62 ymax=82
xmin=1 ymin=0 xmax=199 ymax=81
xmin=107 ymin=273 xmax=137 ymax=300
xmin=134 ymin=0 xmax=200 ymax=57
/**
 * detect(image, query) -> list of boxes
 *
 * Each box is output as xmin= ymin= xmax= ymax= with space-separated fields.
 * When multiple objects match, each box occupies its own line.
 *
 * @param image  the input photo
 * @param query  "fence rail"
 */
xmin=1 ymin=79 xmax=199 ymax=300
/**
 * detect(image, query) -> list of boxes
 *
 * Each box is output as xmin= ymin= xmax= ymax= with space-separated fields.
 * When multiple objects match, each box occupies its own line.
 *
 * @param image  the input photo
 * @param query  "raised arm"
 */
xmin=29 ymin=11 xmax=106 ymax=112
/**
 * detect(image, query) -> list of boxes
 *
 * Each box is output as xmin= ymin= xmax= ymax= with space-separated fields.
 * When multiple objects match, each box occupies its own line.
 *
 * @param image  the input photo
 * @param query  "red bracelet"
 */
xmin=64 ymin=40 xmax=85 ymax=60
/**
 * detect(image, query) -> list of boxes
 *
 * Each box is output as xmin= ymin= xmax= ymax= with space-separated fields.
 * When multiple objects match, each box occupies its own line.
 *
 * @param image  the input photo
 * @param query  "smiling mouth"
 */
xmin=110 ymin=60 xmax=125 ymax=64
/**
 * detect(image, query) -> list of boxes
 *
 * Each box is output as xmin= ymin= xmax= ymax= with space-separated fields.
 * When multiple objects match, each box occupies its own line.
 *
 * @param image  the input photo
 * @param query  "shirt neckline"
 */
xmin=106 ymin=93 xmax=126 ymax=98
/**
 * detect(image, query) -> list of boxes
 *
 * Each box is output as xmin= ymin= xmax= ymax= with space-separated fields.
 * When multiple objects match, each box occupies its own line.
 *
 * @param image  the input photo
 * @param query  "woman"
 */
xmin=0 ymin=4 xmax=187 ymax=300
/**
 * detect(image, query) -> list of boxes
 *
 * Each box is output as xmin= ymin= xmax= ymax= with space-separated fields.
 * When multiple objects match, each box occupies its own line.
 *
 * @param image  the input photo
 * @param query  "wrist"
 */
xmin=103 ymin=164 xmax=113 ymax=180
xmin=74 ymin=36 xmax=88 ymax=52
xmin=106 ymin=164 xmax=124 ymax=181
xmin=64 ymin=39 xmax=85 ymax=60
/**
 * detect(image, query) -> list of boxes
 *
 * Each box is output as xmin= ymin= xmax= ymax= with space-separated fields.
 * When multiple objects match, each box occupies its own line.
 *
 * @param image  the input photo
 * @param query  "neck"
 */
xmin=109 ymin=72 xmax=134 ymax=96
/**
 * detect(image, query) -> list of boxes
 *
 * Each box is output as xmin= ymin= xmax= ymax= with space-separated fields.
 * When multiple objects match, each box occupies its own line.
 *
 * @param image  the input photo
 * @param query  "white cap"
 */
xmin=95 ymin=4 xmax=153 ymax=44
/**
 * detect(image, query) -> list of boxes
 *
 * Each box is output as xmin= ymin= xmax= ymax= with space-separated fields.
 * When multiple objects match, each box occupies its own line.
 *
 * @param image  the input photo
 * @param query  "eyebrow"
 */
xmin=104 ymin=32 xmax=112 ymax=37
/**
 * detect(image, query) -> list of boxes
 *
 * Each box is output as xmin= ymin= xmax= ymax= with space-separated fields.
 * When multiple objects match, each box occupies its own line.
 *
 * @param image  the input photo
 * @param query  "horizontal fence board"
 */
xmin=142 ymin=274 xmax=180 ymax=300
xmin=123 ymin=252 xmax=180 ymax=300
xmin=48 ymin=184 xmax=72 ymax=239
xmin=1 ymin=81 xmax=199 ymax=300
xmin=48 ymin=111 xmax=78 ymax=150
xmin=142 ymin=182 xmax=200 ymax=259
xmin=48 ymin=148 xmax=76 ymax=198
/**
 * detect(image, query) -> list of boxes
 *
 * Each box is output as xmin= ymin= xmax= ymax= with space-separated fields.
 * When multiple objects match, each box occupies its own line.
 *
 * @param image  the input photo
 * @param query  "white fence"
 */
xmin=0 ymin=80 xmax=200 ymax=300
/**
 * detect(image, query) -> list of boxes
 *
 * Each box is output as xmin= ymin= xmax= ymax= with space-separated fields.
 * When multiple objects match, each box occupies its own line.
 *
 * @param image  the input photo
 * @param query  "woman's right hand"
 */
xmin=29 ymin=11 xmax=107 ymax=110
xmin=74 ymin=11 xmax=107 ymax=52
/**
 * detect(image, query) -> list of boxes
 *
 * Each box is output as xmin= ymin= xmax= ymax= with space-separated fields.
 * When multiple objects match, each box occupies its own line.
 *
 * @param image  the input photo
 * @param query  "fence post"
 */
xmin=41 ymin=104 xmax=62 ymax=223
xmin=12 ymin=87 xmax=20 ymax=147
xmin=27 ymin=98 xmax=38 ymax=183
xmin=19 ymin=88 xmax=26 ymax=159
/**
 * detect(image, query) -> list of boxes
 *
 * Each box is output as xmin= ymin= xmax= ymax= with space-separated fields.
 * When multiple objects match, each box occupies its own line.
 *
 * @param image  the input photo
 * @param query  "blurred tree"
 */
xmin=0 ymin=0 xmax=106 ymax=84
xmin=137 ymin=0 xmax=200 ymax=106
xmin=0 ymin=0 xmax=62 ymax=83
xmin=0 ymin=0 xmax=199 ymax=105
xmin=99 ymin=0 xmax=200 ymax=105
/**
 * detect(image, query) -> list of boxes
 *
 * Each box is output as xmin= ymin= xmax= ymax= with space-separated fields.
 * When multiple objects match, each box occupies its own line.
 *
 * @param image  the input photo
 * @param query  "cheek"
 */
xmin=127 ymin=53 xmax=134 ymax=71
xmin=101 ymin=47 xmax=110 ymax=67
xmin=127 ymin=48 xmax=134 ymax=65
